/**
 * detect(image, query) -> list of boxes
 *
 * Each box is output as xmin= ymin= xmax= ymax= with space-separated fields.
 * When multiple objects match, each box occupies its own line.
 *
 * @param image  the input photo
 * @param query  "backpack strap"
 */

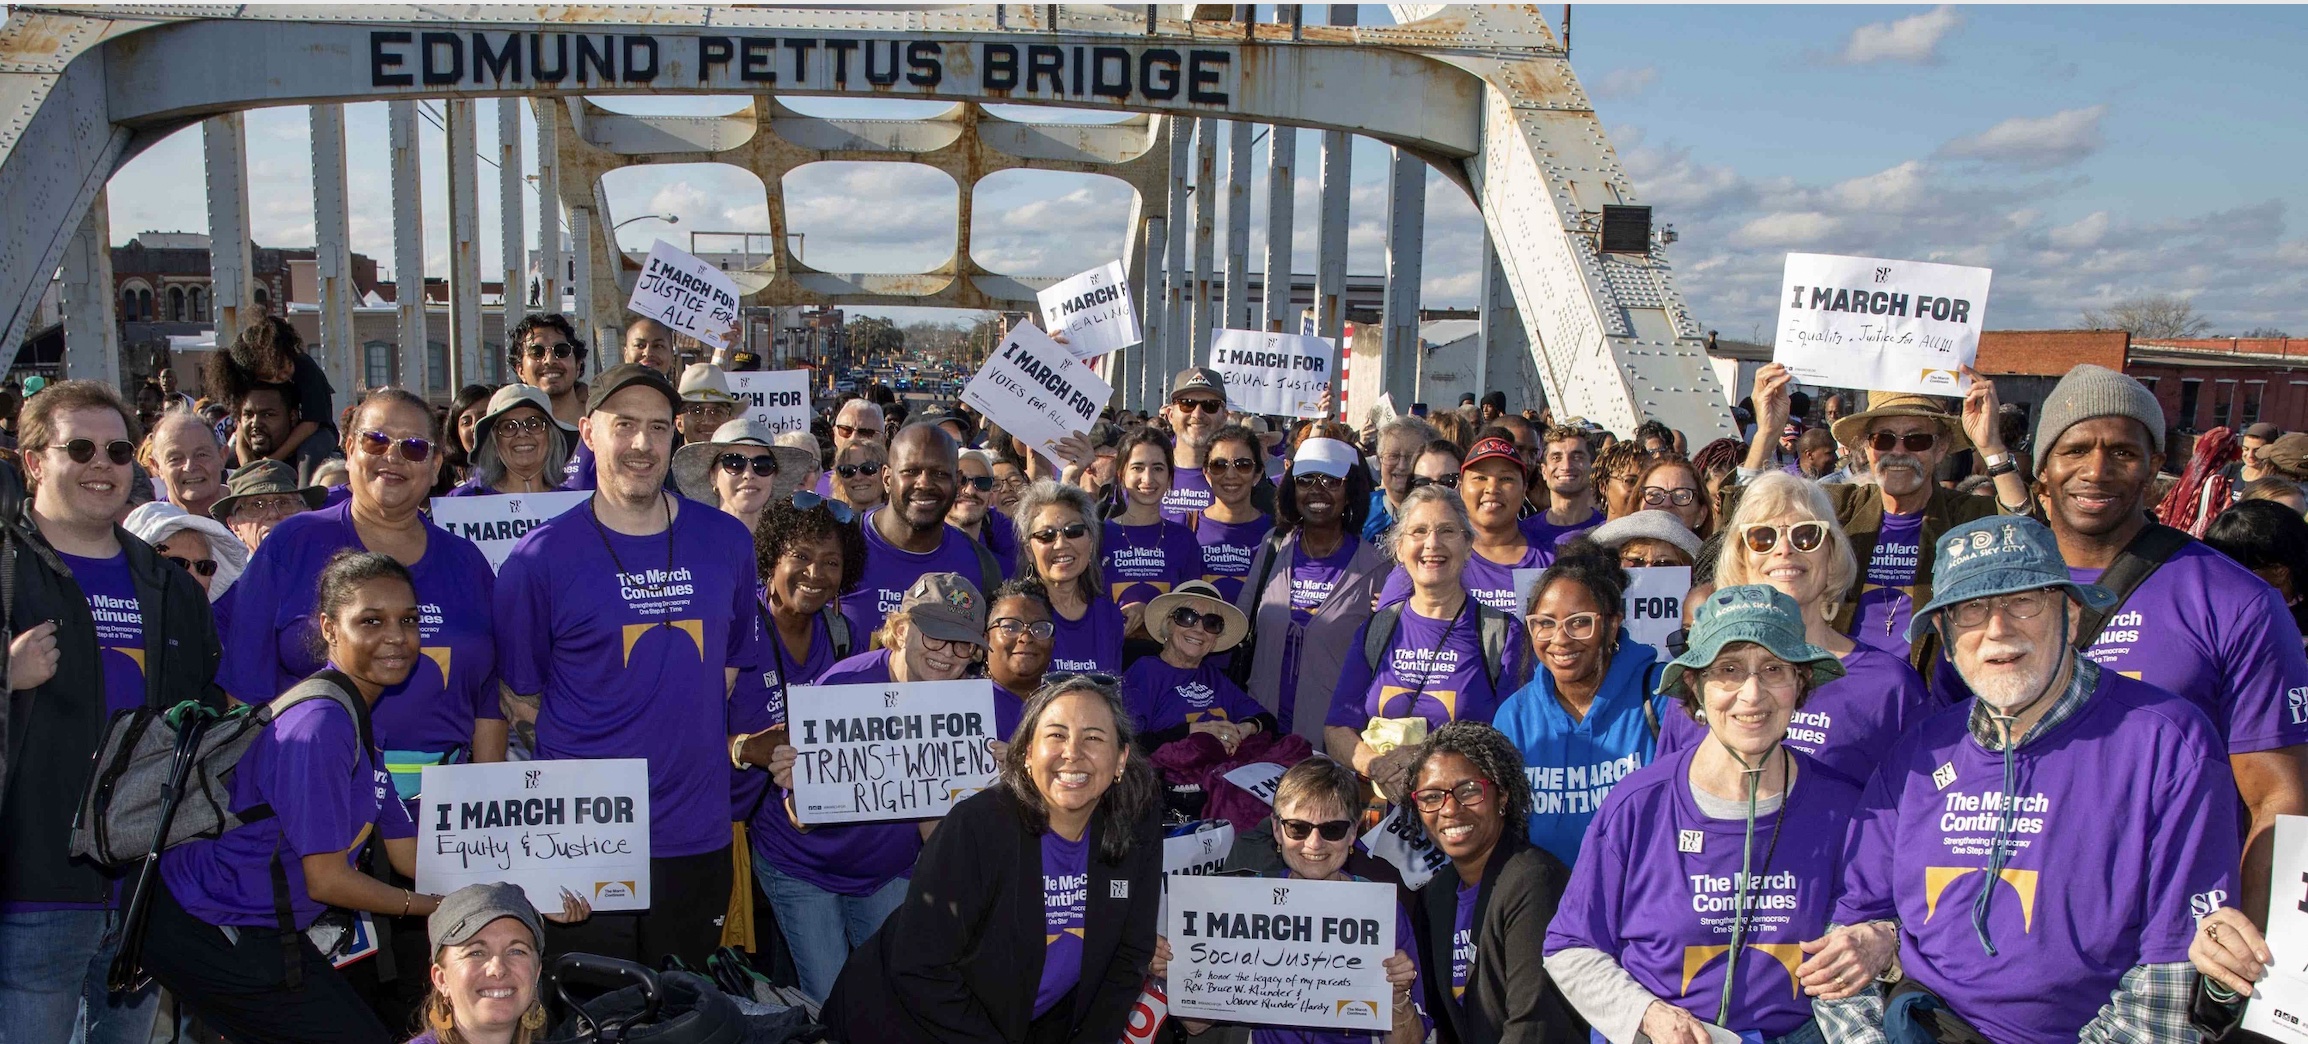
xmin=1474 ymin=602 xmax=1512 ymax=692
xmin=1363 ymin=605 xmax=1406 ymax=675
xmin=2073 ymin=523 xmax=2190 ymax=652
xmin=969 ymin=537 xmax=1002 ymax=605
xmin=1643 ymin=662 xmax=1669 ymax=742
xmin=237 ymin=671 xmax=375 ymax=825
xmin=819 ymin=605 xmax=853 ymax=662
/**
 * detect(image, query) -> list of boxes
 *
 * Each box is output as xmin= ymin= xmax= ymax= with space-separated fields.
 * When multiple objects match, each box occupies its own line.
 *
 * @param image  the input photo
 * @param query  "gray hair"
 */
xmin=1384 ymin=483 xmax=1475 ymax=565
xmin=1011 ymin=479 xmax=1103 ymax=606
xmin=472 ymin=415 xmax=571 ymax=492
xmin=1376 ymin=415 xmax=1440 ymax=451
xmin=774 ymin=429 xmax=820 ymax=469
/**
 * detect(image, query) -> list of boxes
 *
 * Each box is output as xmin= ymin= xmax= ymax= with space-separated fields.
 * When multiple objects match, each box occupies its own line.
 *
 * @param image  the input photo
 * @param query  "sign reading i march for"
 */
xmin=1209 ymin=329 xmax=1332 ymax=418
xmin=1167 ymin=874 xmax=1397 ymax=1031
xmin=961 ymin=323 xmax=1112 ymax=458
xmin=787 ymin=680 xmax=1002 ymax=825
xmin=1037 ymin=261 xmax=1141 ymax=361
xmin=1517 ymin=565 xmax=1691 ymax=668
xmin=1773 ymin=252 xmax=1992 ymax=396
xmin=2244 ymin=815 xmax=2308 ymax=1039
xmin=428 ymin=491 xmax=591 ymax=572
xmin=627 ymin=239 xmax=743 ymax=351
xmin=725 ymin=370 xmax=812 ymax=435
xmin=416 ymin=759 xmax=652 ymax=912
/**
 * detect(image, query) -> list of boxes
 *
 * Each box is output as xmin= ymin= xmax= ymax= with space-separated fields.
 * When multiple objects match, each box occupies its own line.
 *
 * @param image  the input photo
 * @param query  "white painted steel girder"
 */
xmin=202 ymin=113 xmax=253 ymax=337
xmin=1223 ymin=119 xmax=1252 ymax=331
xmin=310 ymin=104 xmax=359 ymax=398
xmin=1382 ymin=146 xmax=1425 ymax=403
xmin=60 ymin=188 xmax=117 ymax=384
xmin=499 ymin=98 xmax=527 ymax=358
xmin=1190 ymin=116 xmax=1217 ymax=366
xmin=1261 ymin=123 xmax=1295 ymax=334
xmin=534 ymin=99 xmax=562 ymax=313
xmin=446 ymin=99 xmax=484 ymax=391
xmin=389 ymin=100 xmax=428 ymax=394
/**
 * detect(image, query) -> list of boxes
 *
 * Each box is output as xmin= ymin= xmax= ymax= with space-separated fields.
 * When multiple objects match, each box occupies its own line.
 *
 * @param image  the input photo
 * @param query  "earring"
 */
xmin=521 ymin=1004 xmax=548 ymax=1031
xmin=426 ymin=997 xmax=455 ymax=1033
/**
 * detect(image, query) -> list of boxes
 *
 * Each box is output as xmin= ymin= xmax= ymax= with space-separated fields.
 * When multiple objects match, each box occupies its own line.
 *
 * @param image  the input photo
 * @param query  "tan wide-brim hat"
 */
xmin=670 ymin=418 xmax=813 ymax=507
xmin=1828 ymin=390 xmax=1970 ymax=454
xmin=1145 ymin=580 xmax=1249 ymax=652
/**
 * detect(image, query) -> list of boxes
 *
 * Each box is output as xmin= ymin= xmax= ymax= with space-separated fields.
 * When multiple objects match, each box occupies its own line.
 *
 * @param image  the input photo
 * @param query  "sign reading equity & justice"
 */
xmin=628 ymin=240 xmax=743 ymax=351
xmin=1038 ymin=261 xmax=1141 ymax=361
xmin=962 ymin=323 xmax=1112 ymax=458
xmin=417 ymin=759 xmax=652 ymax=911
xmin=787 ymin=680 xmax=1002 ymax=825
xmin=1209 ymin=329 xmax=1331 ymax=418
xmin=1167 ymin=874 xmax=1397 ymax=1031
xmin=1773 ymin=252 xmax=1993 ymax=396
xmin=428 ymin=491 xmax=591 ymax=572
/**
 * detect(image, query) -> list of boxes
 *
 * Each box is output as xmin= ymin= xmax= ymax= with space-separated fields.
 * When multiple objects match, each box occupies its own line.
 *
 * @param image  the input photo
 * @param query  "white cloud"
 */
xmin=1593 ymin=66 xmax=1660 ymax=100
xmin=1938 ymin=106 xmax=2108 ymax=168
xmin=2046 ymin=210 xmax=2110 ymax=250
xmin=1836 ymin=6 xmax=1963 ymax=65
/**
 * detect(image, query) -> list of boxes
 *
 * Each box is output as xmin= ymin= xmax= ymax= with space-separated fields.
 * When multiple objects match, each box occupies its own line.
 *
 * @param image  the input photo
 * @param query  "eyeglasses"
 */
xmin=1700 ymin=660 xmax=1801 ymax=689
xmin=1641 ymin=486 xmax=1697 ymax=507
xmin=1168 ymin=606 xmax=1227 ymax=634
xmin=916 ymin=632 xmax=969 ymax=654
xmin=835 ymin=462 xmax=883 ymax=479
xmin=684 ymin=401 xmax=735 ymax=417
xmin=719 ymin=453 xmax=779 ymax=477
xmin=1410 ymin=779 xmax=1493 ymax=813
xmin=1205 ymin=457 xmax=1261 ymax=475
xmin=1526 ymin=612 xmax=1602 ymax=641
xmin=791 ymin=490 xmax=855 ymax=523
xmin=993 ymin=475 xmax=1029 ymax=492
xmin=1293 ymin=472 xmax=1344 ymax=490
xmin=1740 ymin=521 xmax=1829 ymax=555
xmin=1867 ymin=431 xmax=1939 ymax=454
xmin=1171 ymin=397 xmax=1225 ymax=415
xmin=228 ymin=494 xmax=306 ymax=521
xmin=1408 ymin=474 xmax=1460 ymax=490
xmin=834 ymin=423 xmax=882 ymax=441
xmin=520 ymin=341 xmax=576 ymax=360
xmin=356 ymin=430 xmax=435 ymax=463
xmin=165 ymin=555 xmax=218 ymax=578
xmin=494 ymin=416 xmax=549 ymax=438
xmin=990 ymin=617 xmax=1056 ymax=641
xmin=1620 ymin=550 xmax=1688 ymax=569
xmin=1946 ymin=588 xmax=2056 ymax=629
xmin=52 ymin=439 xmax=136 ymax=466
xmin=1029 ymin=522 xmax=1091 ymax=544
xmin=1276 ymin=818 xmax=1355 ymax=843
xmin=959 ymin=475 xmax=996 ymax=492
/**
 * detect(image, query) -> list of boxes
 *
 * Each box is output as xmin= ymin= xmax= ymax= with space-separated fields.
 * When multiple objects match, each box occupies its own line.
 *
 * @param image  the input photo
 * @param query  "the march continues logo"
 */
xmin=1527 ymin=754 xmax=1643 ymax=817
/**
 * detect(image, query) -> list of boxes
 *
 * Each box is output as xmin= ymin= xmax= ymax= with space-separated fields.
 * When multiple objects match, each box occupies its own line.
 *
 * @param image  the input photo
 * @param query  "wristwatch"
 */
xmin=1983 ymin=451 xmax=2017 ymax=477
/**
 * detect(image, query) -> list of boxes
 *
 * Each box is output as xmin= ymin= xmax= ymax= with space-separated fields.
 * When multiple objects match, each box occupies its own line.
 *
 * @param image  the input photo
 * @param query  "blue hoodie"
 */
xmin=1491 ymin=631 xmax=1669 ymax=867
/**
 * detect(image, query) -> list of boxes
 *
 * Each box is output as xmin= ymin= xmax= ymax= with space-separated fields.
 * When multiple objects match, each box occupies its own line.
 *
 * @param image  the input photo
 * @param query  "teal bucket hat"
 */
xmin=1657 ymin=584 xmax=1846 ymax=696
xmin=1904 ymin=515 xmax=2115 ymax=643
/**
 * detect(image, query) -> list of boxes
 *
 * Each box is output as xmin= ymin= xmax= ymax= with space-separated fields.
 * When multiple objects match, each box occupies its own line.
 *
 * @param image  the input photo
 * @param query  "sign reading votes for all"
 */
xmin=787 ymin=680 xmax=1002 ymax=825
xmin=962 ymin=323 xmax=1111 ymax=458
xmin=627 ymin=239 xmax=742 ymax=351
xmin=1167 ymin=874 xmax=1397 ymax=1032
xmin=416 ymin=759 xmax=652 ymax=912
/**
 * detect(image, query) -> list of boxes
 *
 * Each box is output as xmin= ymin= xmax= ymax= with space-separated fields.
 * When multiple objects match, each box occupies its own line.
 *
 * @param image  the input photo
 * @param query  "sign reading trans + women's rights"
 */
xmin=787 ymin=680 xmax=1002 ymax=824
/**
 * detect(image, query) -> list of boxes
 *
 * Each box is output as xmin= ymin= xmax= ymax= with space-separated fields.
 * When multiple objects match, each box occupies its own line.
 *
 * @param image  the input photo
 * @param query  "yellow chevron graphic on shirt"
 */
xmin=1922 ymin=867 xmax=2039 ymax=931
xmin=1379 ymin=685 xmax=1458 ymax=721
xmin=107 ymin=646 xmax=145 ymax=675
xmin=421 ymin=646 xmax=452 ymax=681
xmin=2120 ymin=671 xmax=2143 ymax=680
xmin=1111 ymin=579 xmax=1175 ymax=600
xmin=1045 ymin=927 xmax=1087 ymax=945
xmin=1182 ymin=709 xmax=1235 ymax=723
xmin=621 ymin=620 xmax=704 ymax=666
xmin=1679 ymin=943 xmax=1805 ymax=997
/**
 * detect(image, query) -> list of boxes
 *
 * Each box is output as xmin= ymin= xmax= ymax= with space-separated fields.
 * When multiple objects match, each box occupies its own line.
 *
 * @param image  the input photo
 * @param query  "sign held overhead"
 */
xmin=1037 ymin=261 xmax=1141 ymax=361
xmin=1773 ymin=252 xmax=1992 ymax=396
xmin=627 ymin=239 xmax=743 ymax=351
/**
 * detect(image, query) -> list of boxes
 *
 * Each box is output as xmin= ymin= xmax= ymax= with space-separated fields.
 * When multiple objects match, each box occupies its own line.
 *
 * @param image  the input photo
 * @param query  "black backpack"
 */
xmin=1360 ymin=600 xmax=1517 ymax=693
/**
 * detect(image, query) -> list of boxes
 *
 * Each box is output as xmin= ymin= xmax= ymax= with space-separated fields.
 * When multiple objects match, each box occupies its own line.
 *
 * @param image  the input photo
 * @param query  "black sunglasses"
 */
xmin=55 ymin=438 xmax=135 ymax=466
xmin=1171 ymin=397 xmax=1225 ymax=415
xmin=1029 ymin=522 xmax=1091 ymax=544
xmin=1276 ymin=817 xmax=1355 ymax=843
xmin=960 ymin=475 xmax=995 ymax=491
xmin=1408 ymin=473 xmax=1460 ymax=490
xmin=165 ymin=555 xmax=218 ymax=578
xmin=520 ymin=341 xmax=577 ymax=360
xmin=1867 ymin=431 xmax=1939 ymax=454
xmin=1168 ymin=606 xmax=1226 ymax=635
xmin=835 ymin=462 xmax=884 ymax=479
xmin=718 ymin=453 xmax=779 ymax=477
xmin=1665 ymin=627 xmax=1689 ymax=659
xmin=791 ymin=490 xmax=855 ymax=523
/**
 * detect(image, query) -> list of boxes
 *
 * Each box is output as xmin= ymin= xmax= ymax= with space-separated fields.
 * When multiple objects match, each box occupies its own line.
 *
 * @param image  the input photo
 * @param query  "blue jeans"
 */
xmin=752 ymin=860 xmax=907 ymax=1003
xmin=0 ymin=907 xmax=160 ymax=1044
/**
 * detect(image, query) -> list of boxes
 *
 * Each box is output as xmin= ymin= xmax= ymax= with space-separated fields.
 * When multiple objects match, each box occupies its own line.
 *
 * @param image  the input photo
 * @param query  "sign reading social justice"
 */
xmin=416 ymin=759 xmax=651 ymax=911
xmin=1037 ymin=261 xmax=1141 ymax=361
xmin=428 ymin=490 xmax=592 ymax=572
xmin=787 ymin=680 xmax=1002 ymax=825
xmin=1167 ymin=874 xmax=1397 ymax=1031
xmin=1773 ymin=252 xmax=1992 ymax=396
xmin=725 ymin=370 xmax=812 ymax=435
xmin=1209 ymin=329 xmax=1332 ymax=418
xmin=1515 ymin=565 xmax=1690 ymax=667
xmin=627 ymin=239 xmax=743 ymax=351
xmin=961 ymin=323 xmax=1111 ymax=458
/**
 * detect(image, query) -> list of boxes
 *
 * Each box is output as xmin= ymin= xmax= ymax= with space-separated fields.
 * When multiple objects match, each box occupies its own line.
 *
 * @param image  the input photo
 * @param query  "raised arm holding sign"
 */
xmin=627 ymin=239 xmax=743 ymax=351
xmin=1772 ymin=252 xmax=1992 ymax=396
xmin=961 ymin=323 xmax=1112 ymax=459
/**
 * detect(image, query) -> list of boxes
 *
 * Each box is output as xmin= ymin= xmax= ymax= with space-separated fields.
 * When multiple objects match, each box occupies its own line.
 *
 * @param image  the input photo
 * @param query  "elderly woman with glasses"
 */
xmin=444 ymin=385 xmax=577 ymax=497
xmin=1122 ymin=580 xmax=1274 ymax=753
xmin=1631 ymin=455 xmax=1714 ymax=539
xmin=1544 ymin=585 xmax=1861 ymax=1044
xmin=1016 ymin=479 xmax=1127 ymax=675
xmin=1234 ymin=434 xmax=1390 ymax=745
xmin=1380 ymin=435 xmax=1560 ymax=610
xmin=1653 ymin=472 xmax=1934 ymax=787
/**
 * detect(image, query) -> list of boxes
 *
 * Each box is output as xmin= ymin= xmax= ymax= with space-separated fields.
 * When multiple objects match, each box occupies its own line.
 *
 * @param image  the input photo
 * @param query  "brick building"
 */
xmin=1974 ymin=329 xmax=2308 ymax=459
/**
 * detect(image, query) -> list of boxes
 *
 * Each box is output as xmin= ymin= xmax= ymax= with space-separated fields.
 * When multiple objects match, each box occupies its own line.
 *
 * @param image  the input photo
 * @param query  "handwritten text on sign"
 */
xmin=726 ymin=370 xmax=812 ymax=436
xmin=788 ymin=680 xmax=1001 ymax=825
xmin=2243 ymin=815 xmax=2308 ymax=1040
xmin=417 ymin=759 xmax=652 ymax=912
xmin=428 ymin=490 xmax=591 ymax=572
xmin=627 ymin=240 xmax=742 ymax=351
xmin=1168 ymin=874 xmax=1396 ymax=1031
xmin=1210 ymin=329 xmax=1332 ymax=418
xmin=1773 ymin=252 xmax=1992 ymax=396
xmin=1038 ymin=261 xmax=1141 ymax=361
xmin=961 ymin=324 xmax=1112 ymax=458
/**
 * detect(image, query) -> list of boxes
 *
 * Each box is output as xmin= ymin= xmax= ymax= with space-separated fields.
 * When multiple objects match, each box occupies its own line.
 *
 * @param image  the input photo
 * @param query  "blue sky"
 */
xmin=100 ymin=5 xmax=2308 ymax=337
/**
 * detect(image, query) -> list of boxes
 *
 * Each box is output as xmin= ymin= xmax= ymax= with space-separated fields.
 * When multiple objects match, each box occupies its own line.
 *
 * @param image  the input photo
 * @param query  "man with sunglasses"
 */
xmin=509 ymin=313 xmax=593 ymax=485
xmin=841 ymin=424 xmax=1002 ymax=645
xmin=813 ymin=397 xmax=888 ymax=496
xmin=0 ymin=381 xmax=224 ymax=1043
xmin=1159 ymin=368 xmax=1230 ymax=523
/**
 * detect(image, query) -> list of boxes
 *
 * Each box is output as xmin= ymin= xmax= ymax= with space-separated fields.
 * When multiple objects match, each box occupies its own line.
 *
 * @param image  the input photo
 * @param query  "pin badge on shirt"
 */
xmin=1932 ymin=762 xmax=1957 ymax=790
xmin=1677 ymin=829 xmax=1703 ymax=854
xmin=1110 ymin=880 xmax=1130 ymax=899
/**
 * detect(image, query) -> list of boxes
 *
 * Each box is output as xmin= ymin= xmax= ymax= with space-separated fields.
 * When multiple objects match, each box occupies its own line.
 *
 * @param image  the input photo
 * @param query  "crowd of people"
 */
xmin=0 ymin=304 xmax=2304 ymax=1044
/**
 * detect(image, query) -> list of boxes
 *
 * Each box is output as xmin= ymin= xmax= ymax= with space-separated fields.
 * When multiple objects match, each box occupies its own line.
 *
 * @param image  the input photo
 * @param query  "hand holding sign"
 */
xmin=1773 ymin=252 xmax=1991 ymax=396
xmin=787 ymin=680 xmax=1002 ymax=824
xmin=1037 ymin=261 xmax=1141 ymax=361
xmin=962 ymin=323 xmax=1111 ymax=459
xmin=416 ymin=759 xmax=652 ymax=912
xmin=1167 ymin=875 xmax=1397 ymax=1031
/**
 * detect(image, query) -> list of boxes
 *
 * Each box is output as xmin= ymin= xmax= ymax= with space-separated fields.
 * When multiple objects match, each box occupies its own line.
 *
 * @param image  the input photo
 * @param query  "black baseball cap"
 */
xmin=587 ymin=362 xmax=681 ymax=415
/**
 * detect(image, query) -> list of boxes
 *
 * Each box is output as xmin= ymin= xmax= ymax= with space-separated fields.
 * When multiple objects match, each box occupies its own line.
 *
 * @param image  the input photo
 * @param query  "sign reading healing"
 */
xmin=627 ymin=239 xmax=742 ymax=351
xmin=1167 ymin=874 xmax=1396 ymax=1031
xmin=417 ymin=759 xmax=652 ymax=911
xmin=787 ymin=680 xmax=1002 ymax=825
xmin=1209 ymin=329 xmax=1332 ymax=418
xmin=1038 ymin=261 xmax=1141 ymax=361
xmin=1772 ymin=252 xmax=1992 ymax=396
xmin=428 ymin=491 xmax=591 ymax=572
xmin=962 ymin=323 xmax=1112 ymax=458
xmin=726 ymin=370 xmax=812 ymax=435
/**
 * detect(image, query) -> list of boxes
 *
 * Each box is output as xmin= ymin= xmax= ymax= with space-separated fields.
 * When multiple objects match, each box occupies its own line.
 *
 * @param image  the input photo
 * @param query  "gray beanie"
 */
xmin=2032 ymin=364 xmax=2165 ymax=471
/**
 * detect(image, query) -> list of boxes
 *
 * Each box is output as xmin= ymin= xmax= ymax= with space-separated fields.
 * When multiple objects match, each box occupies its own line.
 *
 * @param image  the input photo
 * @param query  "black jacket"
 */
xmin=0 ymin=493 xmax=224 ymax=904
xmin=825 ymin=784 xmax=1162 ymax=1044
xmin=1416 ymin=834 xmax=1582 ymax=1044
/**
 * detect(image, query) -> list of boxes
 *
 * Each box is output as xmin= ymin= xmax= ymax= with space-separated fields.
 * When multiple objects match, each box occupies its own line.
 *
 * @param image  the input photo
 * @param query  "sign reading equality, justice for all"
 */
xmin=1209 ymin=329 xmax=1332 ymax=418
xmin=1038 ymin=261 xmax=1141 ymax=361
xmin=787 ymin=680 xmax=1002 ymax=825
xmin=962 ymin=323 xmax=1112 ymax=458
xmin=428 ymin=491 xmax=591 ymax=572
xmin=416 ymin=759 xmax=652 ymax=912
xmin=1166 ymin=874 xmax=1397 ymax=1031
xmin=1772 ymin=252 xmax=1992 ymax=396
xmin=627 ymin=240 xmax=743 ymax=351
xmin=726 ymin=370 xmax=813 ymax=435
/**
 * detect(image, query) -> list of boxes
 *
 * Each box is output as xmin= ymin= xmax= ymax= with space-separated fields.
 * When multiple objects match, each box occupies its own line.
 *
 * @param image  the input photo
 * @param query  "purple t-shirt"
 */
xmin=730 ymin=610 xmax=836 ymax=819
xmin=564 ymin=439 xmax=596 ymax=488
xmin=1159 ymin=466 xmax=1213 ymax=524
xmin=1288 ymin=541 xmax=1357 ymax=626
xmin=1450 ymin=882 xmax=1478 ymax=999
xmin=223 ymin=501 xmax=501 ymax=756
xmin=844 ymin=512 xmax=989 ymax=646
xmin=1324 ymin=602 xmax=1527 ymax=732
xmin=495 ymin=497 xmax=762 ymax=857
xmin=1103 ymin=518 xmax=1202 ymax=607
xmin=1035 ymin=828 xmax=1091 ymax=1018
xmin=1656 ymin=647 xmax=1934 ymax=787
xmin=1121 ymin=656 xmax=1265 ymax=735
xmin=1519 ymin=508 xmax=1602 ymax=548
xmin=62 ymin=552 xmax=145 ymax=721
xmin=441 ymin=478 xmax=491 ymax=498
xmin=1851 ymin=510 xmax=1924 ymax=656
xmin=160 ymin=694 xmax=414 ymax=929
xmin=982 ymin=506 xmax=1019 ymax=580
xmin=1545 ymin=745 xmax=1860 ymax=1038
xmin=1047 ymin=594 xmax=1126 ymax=675
xmin=1195 ymin=512 xmax=1274 ymax=603
xmin=1833 ymin=669 xmax=2241 ymax=1043
xmin=1377 ymin=541 xmax=1551 ymax=613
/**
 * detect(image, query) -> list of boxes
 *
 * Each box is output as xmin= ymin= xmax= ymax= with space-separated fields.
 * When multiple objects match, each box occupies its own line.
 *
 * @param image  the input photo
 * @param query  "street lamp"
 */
xmin=613 ymin=213 xmax=678 ymax=231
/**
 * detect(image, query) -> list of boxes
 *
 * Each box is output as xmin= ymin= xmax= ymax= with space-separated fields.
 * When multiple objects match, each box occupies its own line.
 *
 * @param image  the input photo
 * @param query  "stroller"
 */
xmin=543 ymin=949 xmax=825 ymax=1044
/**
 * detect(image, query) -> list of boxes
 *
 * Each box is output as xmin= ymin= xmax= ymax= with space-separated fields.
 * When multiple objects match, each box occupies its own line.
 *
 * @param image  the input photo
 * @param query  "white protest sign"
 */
xmin=417 ymin=759 xmax=652 ymax=912
xmin=1514 ymin=567 xmax=1545 ymax=617
xmin=1625 ymin=566 xmax=1693 ymax=665
xmin=1168 ymin=874 xmax=1397 ymax=1031
xmin=961 ymin=323 xmax=1111 ymax=457
xmin=1362 ymin=803 xmax=1450 ymax=890
xmin=726 ymin=370 xmax=812 ymax=436
xmin=2245 ymin=815 xmax=2308 ymax=1039
xmin=627 ymin=239 xmax=742 ymax=351
xmin=787 ymin=680 xmax=1001 ymax=825
xmin=1037 ymin=261 xmax=1140 ymax=361
xmin=1221 ymin=762 xmax=1286 ymax=806
xmin=1159 ymin=820 xmax=1239 ymax=926
xmin=427 ymin=490 xmax=592 ymax=572
xmin=1773 ymin=252 xmax=1992 ymax=396
xmin=1209 ymin=329 xmax=1332 ymax=418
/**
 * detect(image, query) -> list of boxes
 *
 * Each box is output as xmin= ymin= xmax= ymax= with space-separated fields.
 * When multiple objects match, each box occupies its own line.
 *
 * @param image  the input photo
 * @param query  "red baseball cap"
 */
xmin=1462 ymin=436 xmax=1523 ymax=473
